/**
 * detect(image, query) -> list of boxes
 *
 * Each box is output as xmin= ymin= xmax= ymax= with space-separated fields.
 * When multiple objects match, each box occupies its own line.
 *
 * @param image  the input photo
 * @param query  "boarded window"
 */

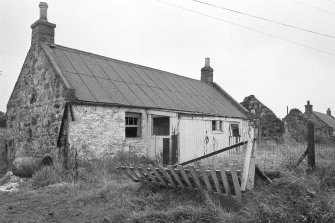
xmin=126 ymin=112 xmax=141 ymax=138
xmin=153 ymin=116 xmax=170 ymax=136
xmin=230 ymin=124 xmax=240 ymax=137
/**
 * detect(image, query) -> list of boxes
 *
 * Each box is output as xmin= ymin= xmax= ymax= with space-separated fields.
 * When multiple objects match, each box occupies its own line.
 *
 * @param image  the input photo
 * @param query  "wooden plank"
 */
xmin=199 ymin=165 xmax=212 ymax=191
xmin=126 ymin=166 xmax=142 ymax=182
xmin=140 ymin=165 xmax=158 ymax=183
xmin=167 ymin=165 xmax=184 ymax=188
xmin=246 ymin=157 xmax=255 ymax=190
xmin=177 ymin=165 xmax=193 ymax=188
xmin=120 ymin=166 xmax=139 ymax=182
xmin=230 ymin=164 xmax=242 ymax=202
xmin=188 ymin=166 xmax=203 ymax=191
xmin=241 ymin=138 xmax=255 ymax=191
xmin=209 ymin=165 xmax=222 ymax=195
xmin=157 ymin=166 xmax=176 ymax=188
xmin=149 ymin=165 xmax=167 ymax=186
xmin=133 ymin=166 xmax=148 ymax=182
xmin=178 ymin=141 xmax=248 ymax=166
xmin=219 ymin=164 xmax=230 ymax=195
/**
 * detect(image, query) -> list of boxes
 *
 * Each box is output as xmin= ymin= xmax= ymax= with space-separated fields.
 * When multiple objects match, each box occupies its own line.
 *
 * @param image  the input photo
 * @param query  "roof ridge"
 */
xmin=52 ymin=44 xmax=204 ymax=83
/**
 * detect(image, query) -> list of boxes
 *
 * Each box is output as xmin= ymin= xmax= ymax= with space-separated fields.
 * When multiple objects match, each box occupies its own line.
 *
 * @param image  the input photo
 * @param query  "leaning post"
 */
xmin=307 ymin=121 xmax=315 ymax=169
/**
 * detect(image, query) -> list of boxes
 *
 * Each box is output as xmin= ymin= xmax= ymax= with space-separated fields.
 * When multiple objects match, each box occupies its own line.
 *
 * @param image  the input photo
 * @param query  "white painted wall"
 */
xmin=179 ymin=115 xmax=251 ymax=162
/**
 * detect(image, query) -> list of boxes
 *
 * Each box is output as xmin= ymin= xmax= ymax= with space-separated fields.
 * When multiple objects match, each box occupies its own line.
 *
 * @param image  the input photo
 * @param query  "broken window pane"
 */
xmin=125 ymin=112 xmax=141 ymax=138
xmin=126 ymin=127 xmax=138 ymax=138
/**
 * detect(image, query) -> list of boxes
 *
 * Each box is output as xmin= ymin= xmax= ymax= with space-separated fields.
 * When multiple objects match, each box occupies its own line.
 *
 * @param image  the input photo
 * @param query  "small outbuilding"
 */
xmin=6 ymin=3 xmax=252 ymax=167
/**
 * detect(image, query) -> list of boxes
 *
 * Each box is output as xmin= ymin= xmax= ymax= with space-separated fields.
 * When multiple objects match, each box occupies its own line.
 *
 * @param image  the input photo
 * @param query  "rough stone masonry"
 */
xmin=6 ymin=43 xmax=66 ymax=165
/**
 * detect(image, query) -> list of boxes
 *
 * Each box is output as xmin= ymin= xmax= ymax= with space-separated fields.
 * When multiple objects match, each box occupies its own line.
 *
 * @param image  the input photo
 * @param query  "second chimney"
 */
xmin=327 ymin=108 xmax=331 ymax=116
xmin=305 ymin=100 xmax=313 ymax=114
xmin=201 ymin=58 xmax=213 ymax=83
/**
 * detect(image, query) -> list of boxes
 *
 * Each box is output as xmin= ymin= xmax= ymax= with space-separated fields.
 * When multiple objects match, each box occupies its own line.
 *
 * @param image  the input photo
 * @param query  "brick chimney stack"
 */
xmin=305 ymin=101 xmax=313 ymax=114
xmin=31 ymin=2 xmax=56 ymax=45
xmin=201 ymin=58 xmax=213 ymax=83
xmin=327 ymin=108 xmax=331 ymax=116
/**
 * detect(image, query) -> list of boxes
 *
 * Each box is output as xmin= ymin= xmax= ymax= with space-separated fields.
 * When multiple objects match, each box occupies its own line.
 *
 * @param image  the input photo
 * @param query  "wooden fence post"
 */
xmin=307 ymin=121 xmax=315 ymax=169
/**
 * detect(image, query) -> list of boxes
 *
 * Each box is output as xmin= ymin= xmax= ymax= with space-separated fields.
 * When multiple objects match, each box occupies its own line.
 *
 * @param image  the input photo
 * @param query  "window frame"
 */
xmin=125 ymin=112 xmax=141 ymax=138
xmin=212 ymin=120 xmax=223 ymax=132
xmin=229 ymin=123 xmax=240 ymax=137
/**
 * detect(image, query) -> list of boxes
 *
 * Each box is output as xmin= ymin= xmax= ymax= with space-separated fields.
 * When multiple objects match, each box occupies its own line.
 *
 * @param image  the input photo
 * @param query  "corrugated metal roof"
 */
xmin=49 ymin=44 xmax=247 ymax=118
xmin=314 ymin=111 xmax=335 ymax=129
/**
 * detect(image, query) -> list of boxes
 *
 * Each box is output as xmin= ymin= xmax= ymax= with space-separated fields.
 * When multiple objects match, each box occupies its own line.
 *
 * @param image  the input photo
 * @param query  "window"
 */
xmin=153 ymin=116 xmax=170 ymax=136
xmin=230 ymin=124 xmax=240 ymax=137
xmin=212 ymin=120 xmax=223 ymax=131
xmin=125 ymin=112 xmax=141 ymax=138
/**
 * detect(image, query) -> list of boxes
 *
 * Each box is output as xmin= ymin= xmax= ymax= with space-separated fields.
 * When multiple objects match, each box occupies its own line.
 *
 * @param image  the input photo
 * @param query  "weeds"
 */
xmin=2 ymin=144 xmax=335 ymax=222
xmin=31 ymin=165 xmax=63 ymax=188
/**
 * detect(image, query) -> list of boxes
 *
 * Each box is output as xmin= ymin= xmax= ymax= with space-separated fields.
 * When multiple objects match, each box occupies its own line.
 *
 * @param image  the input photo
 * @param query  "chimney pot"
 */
xmin=327 ymin=108 xmax=331 ymax=116
xmin=39 ymin=2 xmax=48 ymax=21
xmin=205 ymin=58 xmax=210 ymax=67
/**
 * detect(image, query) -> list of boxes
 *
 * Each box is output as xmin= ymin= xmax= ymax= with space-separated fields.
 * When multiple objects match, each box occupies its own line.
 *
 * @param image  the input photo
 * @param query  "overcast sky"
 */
xmin=1 ymin=0 xmax=334 ymax=118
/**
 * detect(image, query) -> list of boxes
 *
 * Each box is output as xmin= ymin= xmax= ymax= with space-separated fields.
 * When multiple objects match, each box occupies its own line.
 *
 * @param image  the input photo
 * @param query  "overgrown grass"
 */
xmin=31 ymin=164 xmax=63 ymax=188
xmin=2 ymin=147 xmax=335 ymax=222
xmin=242 ymin=166 xmax=335 ymax=223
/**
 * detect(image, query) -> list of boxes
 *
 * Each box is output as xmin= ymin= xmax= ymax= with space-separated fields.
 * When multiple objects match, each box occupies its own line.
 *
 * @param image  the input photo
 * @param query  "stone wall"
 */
xmin=241 ymin=95 xmax=283 ymax=139
xmin=6 ymin=43 xmax=66 ymax=164
xmin=284 ymin=109 xmax=334 ymax=143
xmin=305 ymin=112 xmax=334 ymax=142
xmin=66 ymin=105 xmax=148 ymax=160
xmin=0 ymin=128 xmax=7 ymax=177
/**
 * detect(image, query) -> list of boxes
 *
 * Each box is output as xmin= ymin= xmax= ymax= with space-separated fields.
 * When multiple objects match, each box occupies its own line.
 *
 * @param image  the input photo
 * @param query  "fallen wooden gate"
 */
xmin=117 ymin=138 xmax=257 ymax=202
xmin=117 ymin=164 xmax=242 ymax=202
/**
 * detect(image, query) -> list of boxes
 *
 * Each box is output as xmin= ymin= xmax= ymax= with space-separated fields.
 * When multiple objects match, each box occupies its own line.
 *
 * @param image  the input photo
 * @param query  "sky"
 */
xmin=0 ymin=0 xmax=334 ymax=118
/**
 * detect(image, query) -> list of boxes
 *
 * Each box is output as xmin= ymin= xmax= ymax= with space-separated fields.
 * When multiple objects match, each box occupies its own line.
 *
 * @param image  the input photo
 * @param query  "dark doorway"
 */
xmin=171 ymin=134 xmax=178 ymax=165
xmin=162 ymin=138 xmax=170 ymax=165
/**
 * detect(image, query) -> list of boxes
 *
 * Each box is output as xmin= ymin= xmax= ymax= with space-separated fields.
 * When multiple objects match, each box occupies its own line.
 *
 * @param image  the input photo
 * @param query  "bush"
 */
xmin=31 ymin=165 xmax=63 ymax=188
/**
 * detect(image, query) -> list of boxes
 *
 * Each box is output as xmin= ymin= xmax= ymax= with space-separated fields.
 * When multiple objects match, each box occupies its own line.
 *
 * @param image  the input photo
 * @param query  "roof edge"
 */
xmin=312 ymin=111 xmax=335 ymax=129
xmin=70 ymin=100 xmax=249 ymax=119
xmin=41 ymin=43 xmax=76 ymax=96
xmin=212 ymin=82 xmax=249 ymax=119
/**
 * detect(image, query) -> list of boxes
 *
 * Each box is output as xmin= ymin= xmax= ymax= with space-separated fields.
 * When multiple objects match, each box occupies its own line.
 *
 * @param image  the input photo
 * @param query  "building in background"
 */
xmin=283 ymin=101 xmax=335 ymax=143
xmin=304 ymin=101 xmax=335 ymax=139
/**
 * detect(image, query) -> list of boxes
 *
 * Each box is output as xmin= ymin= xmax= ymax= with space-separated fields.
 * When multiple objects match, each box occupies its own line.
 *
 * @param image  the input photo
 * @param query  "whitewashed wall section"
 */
xmin=178 ymin=116 xmax=251 ymax=162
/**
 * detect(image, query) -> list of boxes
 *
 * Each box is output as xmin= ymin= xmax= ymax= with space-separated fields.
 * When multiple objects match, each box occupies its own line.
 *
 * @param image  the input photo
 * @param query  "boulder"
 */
xmin=12 ymin=155 xmax=53 ymax=177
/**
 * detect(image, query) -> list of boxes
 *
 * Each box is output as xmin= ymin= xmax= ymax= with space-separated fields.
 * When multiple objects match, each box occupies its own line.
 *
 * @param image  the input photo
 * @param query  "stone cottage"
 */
xmin=304 ymin=101 xmax=335 ymax=139
xmin=6 ymin=3 xmax=252 ymax=167
xmin=241 ymin=95 xmax=283 ymax=139
xmin=284 ymin=101 xmax=335 ymax=142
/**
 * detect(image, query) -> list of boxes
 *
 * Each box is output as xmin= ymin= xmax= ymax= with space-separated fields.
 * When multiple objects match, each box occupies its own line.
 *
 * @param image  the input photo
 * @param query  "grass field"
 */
xmin=0 ymin=145 xmax=335 ymax=223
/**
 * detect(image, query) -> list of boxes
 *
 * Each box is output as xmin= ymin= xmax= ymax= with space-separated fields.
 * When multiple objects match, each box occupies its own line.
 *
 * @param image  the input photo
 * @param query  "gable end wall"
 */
xmin=304 ymin=112 xmax=334 ymax=138
xmin=6 ymin=43 xmax=67 ymax=164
